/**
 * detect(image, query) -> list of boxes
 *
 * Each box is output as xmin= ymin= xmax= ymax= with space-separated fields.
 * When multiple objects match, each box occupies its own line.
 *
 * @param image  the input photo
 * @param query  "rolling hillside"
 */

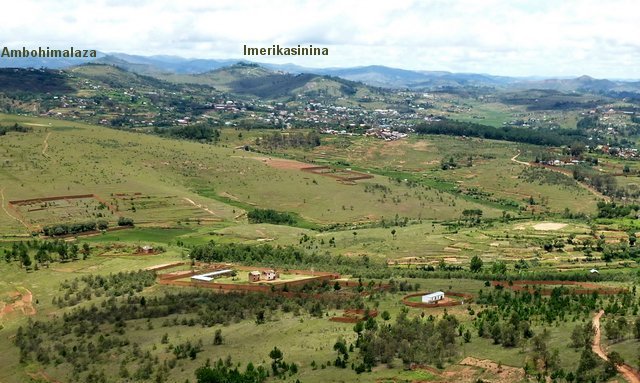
xmin=160 ymin=62 xmax=376 ymax=99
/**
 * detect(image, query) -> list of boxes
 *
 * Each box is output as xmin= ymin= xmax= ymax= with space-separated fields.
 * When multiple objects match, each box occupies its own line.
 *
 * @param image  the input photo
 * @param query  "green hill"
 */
xmin=161 ymin=62 xmax=374 ymax=99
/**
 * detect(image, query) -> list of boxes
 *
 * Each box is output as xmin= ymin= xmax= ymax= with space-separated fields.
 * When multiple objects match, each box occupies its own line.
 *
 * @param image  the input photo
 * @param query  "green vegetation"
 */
xmin=415 ymin=120 xmax=588 ymax=146
xmin=3 ymin=61 xmax=640 ymax=383
xmin=247 ymin=209 xmax=296 ymax=225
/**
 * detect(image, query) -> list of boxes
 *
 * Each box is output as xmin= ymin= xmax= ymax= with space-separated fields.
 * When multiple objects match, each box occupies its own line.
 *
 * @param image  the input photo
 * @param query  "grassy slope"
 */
xmin=241 ymin=133 xmax=600 ymax=215
xmin=0 ymin=114 xmax=501 ymax=237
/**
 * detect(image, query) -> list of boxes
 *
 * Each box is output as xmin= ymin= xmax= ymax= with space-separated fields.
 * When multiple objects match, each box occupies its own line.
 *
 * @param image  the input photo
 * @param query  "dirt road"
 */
xmin=592 ymin=310 xmax=640 ymax=383
xmin=510 ymin=152 xmax=530 ymax=166
xmin=183 ymin=197 xmax=216 ymax=215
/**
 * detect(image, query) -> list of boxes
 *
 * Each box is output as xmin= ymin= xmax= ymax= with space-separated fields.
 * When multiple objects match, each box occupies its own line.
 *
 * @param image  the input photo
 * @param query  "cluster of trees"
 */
xmin=15 ymin=288 xmax=352 ymax=382
xmin=474 ymin=288 xmax=640 ymax=380
xmin=255 ymin=131 xmax=321 ymax=150
xmin=0 ymin=122 xmax=29 ymax=136
xmin=355 ymin=309 xmax=460 ymax=370
xmin=53 ymin=270 xmax=156 ymax=308
xmin=188 ymin=241 xmax=375 ymax=272
xmin=577 ymin=115 xmax=599 ymax=129
xmin=42 ymin=220 xmax=107 ymax=237
xmin=596 ymin=202 xmax=640 ymax=218
xmin=460 ymin=209 xmax=483 ymax=225
xmin=247 ymin=209 xmax=296 ymax=225
xmin=601 ymin=241 xmax=640 ymax=262
xmin=572 ymin=166 xmax=618 ymax=197
xmin=414 ymin=120 xmax=587 ymax=146
xmin=603 ymin=316 xmax=640 ymax=342
xmin=476 ymin=286 xmax=639 ymax=339
xmin=440 ymin=156 xmax=457 ymax=170
xmin=567 ymin=329 xmax=625 ymax=383
xmin=4 ymin=239 xmax=91 ymax=269
xmin=172 ymin=340 xmax=203 ymax=360
xmin=155 ymin=123 xmax=220 ymax=142
xmin=268 ymin=346 xmax=298 ymax=378
xmin=520 ymin=166 xmax=581 ymax=189
xmin=195 ymin=358 xmax=268 ymax=383
xmin=117 ymin=216 xmax=135 ymax=226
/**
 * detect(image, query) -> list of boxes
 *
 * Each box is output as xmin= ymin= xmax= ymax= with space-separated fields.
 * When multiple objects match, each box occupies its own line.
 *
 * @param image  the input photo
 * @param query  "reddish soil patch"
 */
xmin=402 ymin=292 xmax=473 ymax=308
xmin=330 ymin=309 xmax=379 ymax=323
xmin=27 ymin=371 xmax=63 ymax=383
xmin=249 ymin=156 xmax=312 ymax=170
xmin=491 ymin=280 xmax=626 ymax=295
xmin=459 ymin=357 xmax=525 ymax=383
xmin=0 ymin=289 xmax=36 ymax=319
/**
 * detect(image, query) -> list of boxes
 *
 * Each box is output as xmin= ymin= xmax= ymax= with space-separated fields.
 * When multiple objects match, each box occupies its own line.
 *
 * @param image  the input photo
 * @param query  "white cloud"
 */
xmin=1 ymin=0 xmax=639 ymax=78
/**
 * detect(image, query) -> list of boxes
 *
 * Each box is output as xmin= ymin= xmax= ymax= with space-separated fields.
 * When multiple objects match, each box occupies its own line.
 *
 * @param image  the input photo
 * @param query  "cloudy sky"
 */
xmin=2 ymin=0 xmax=639 ymax=78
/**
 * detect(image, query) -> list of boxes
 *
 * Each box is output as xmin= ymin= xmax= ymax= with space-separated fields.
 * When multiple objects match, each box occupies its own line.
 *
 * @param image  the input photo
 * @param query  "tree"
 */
xmin=576 ymin=348 xmax=599 ymax=378
xmin=353 ymin=321 xmax=364 ymax=339
xmin=70 ymin=244 xmax=79 ymax=260
xmin=463 ymin=329 xmax=472 ymax=343
xmin=255 ymin=310 xmax=265 ymax=325
xmin=570 ymin=323 xmax=594 ymax=349
xmin=470 ymin=255 xmax=483 ymax=272
xmin=381 ymin=311 xmax=391 ymax=322
xmin=608 ymin=351 xmax=624 ymax=366
xmin=213 ymin=329 xmax=223 ymax=345
xmin=269 ymin=346 xmax=284 ymax=375
xmin=391 ymin=229 xmax=396 ymax=240
xmin=117 ymin=217 xmax=134 ymax=227
xmin=21 ymin=252 xmax=32 ymax=269
xmin=491 ymin=261 xmax=507 ymax=274
xmin=570 ymin=142 xmax=586 ymax=157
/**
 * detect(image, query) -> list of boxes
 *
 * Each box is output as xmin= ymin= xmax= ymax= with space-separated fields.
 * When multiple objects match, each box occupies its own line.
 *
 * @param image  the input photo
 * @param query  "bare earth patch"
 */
xmin=0 ymin=289 xmax=36 ymax=319
xmin=533 ymin=222 xmax=567 ymax=231
xmin=244 ymin=156 xmax=312 ymax=170
xmin=459 ymin=357 xmax=525 ymax=383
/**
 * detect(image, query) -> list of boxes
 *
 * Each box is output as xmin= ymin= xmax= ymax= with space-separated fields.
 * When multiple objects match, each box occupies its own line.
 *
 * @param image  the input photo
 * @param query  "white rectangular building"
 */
xmin=422 ymin=291 xmax=445 ymax=303
xmin=191 ymin=269 xmax=233 ymax=282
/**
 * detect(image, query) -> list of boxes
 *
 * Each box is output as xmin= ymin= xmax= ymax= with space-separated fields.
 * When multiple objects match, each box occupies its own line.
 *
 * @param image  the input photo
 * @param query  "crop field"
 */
xmin=8 ymin=194 xmax=115 ymax=230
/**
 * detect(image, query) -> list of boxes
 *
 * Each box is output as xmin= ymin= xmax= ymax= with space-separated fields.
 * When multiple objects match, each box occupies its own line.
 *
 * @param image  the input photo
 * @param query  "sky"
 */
xmin=2 ymin=0 xmax=639 ymax=78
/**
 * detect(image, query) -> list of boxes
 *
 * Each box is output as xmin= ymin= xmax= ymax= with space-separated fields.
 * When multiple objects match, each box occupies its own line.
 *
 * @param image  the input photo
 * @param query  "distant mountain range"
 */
xmin=2 ymin=52 xmax=640 ymax=93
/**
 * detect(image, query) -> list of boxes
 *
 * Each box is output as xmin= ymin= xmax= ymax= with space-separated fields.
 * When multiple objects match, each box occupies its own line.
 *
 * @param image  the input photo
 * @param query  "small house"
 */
xmin=248 ymin=271 xmax=261 ymax=282
xmin=262 ymin=269 xmax=278 ymax=281
xmin=422 ymin=291 xmax=445 ymax=304
xmin=590 ymin=269 xmax=599 ymax=274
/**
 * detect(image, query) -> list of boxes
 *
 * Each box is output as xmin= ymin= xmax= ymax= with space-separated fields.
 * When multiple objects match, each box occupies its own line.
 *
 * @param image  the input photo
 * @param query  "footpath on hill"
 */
xmin=592 ymin=310 xmax=640 ymax=383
